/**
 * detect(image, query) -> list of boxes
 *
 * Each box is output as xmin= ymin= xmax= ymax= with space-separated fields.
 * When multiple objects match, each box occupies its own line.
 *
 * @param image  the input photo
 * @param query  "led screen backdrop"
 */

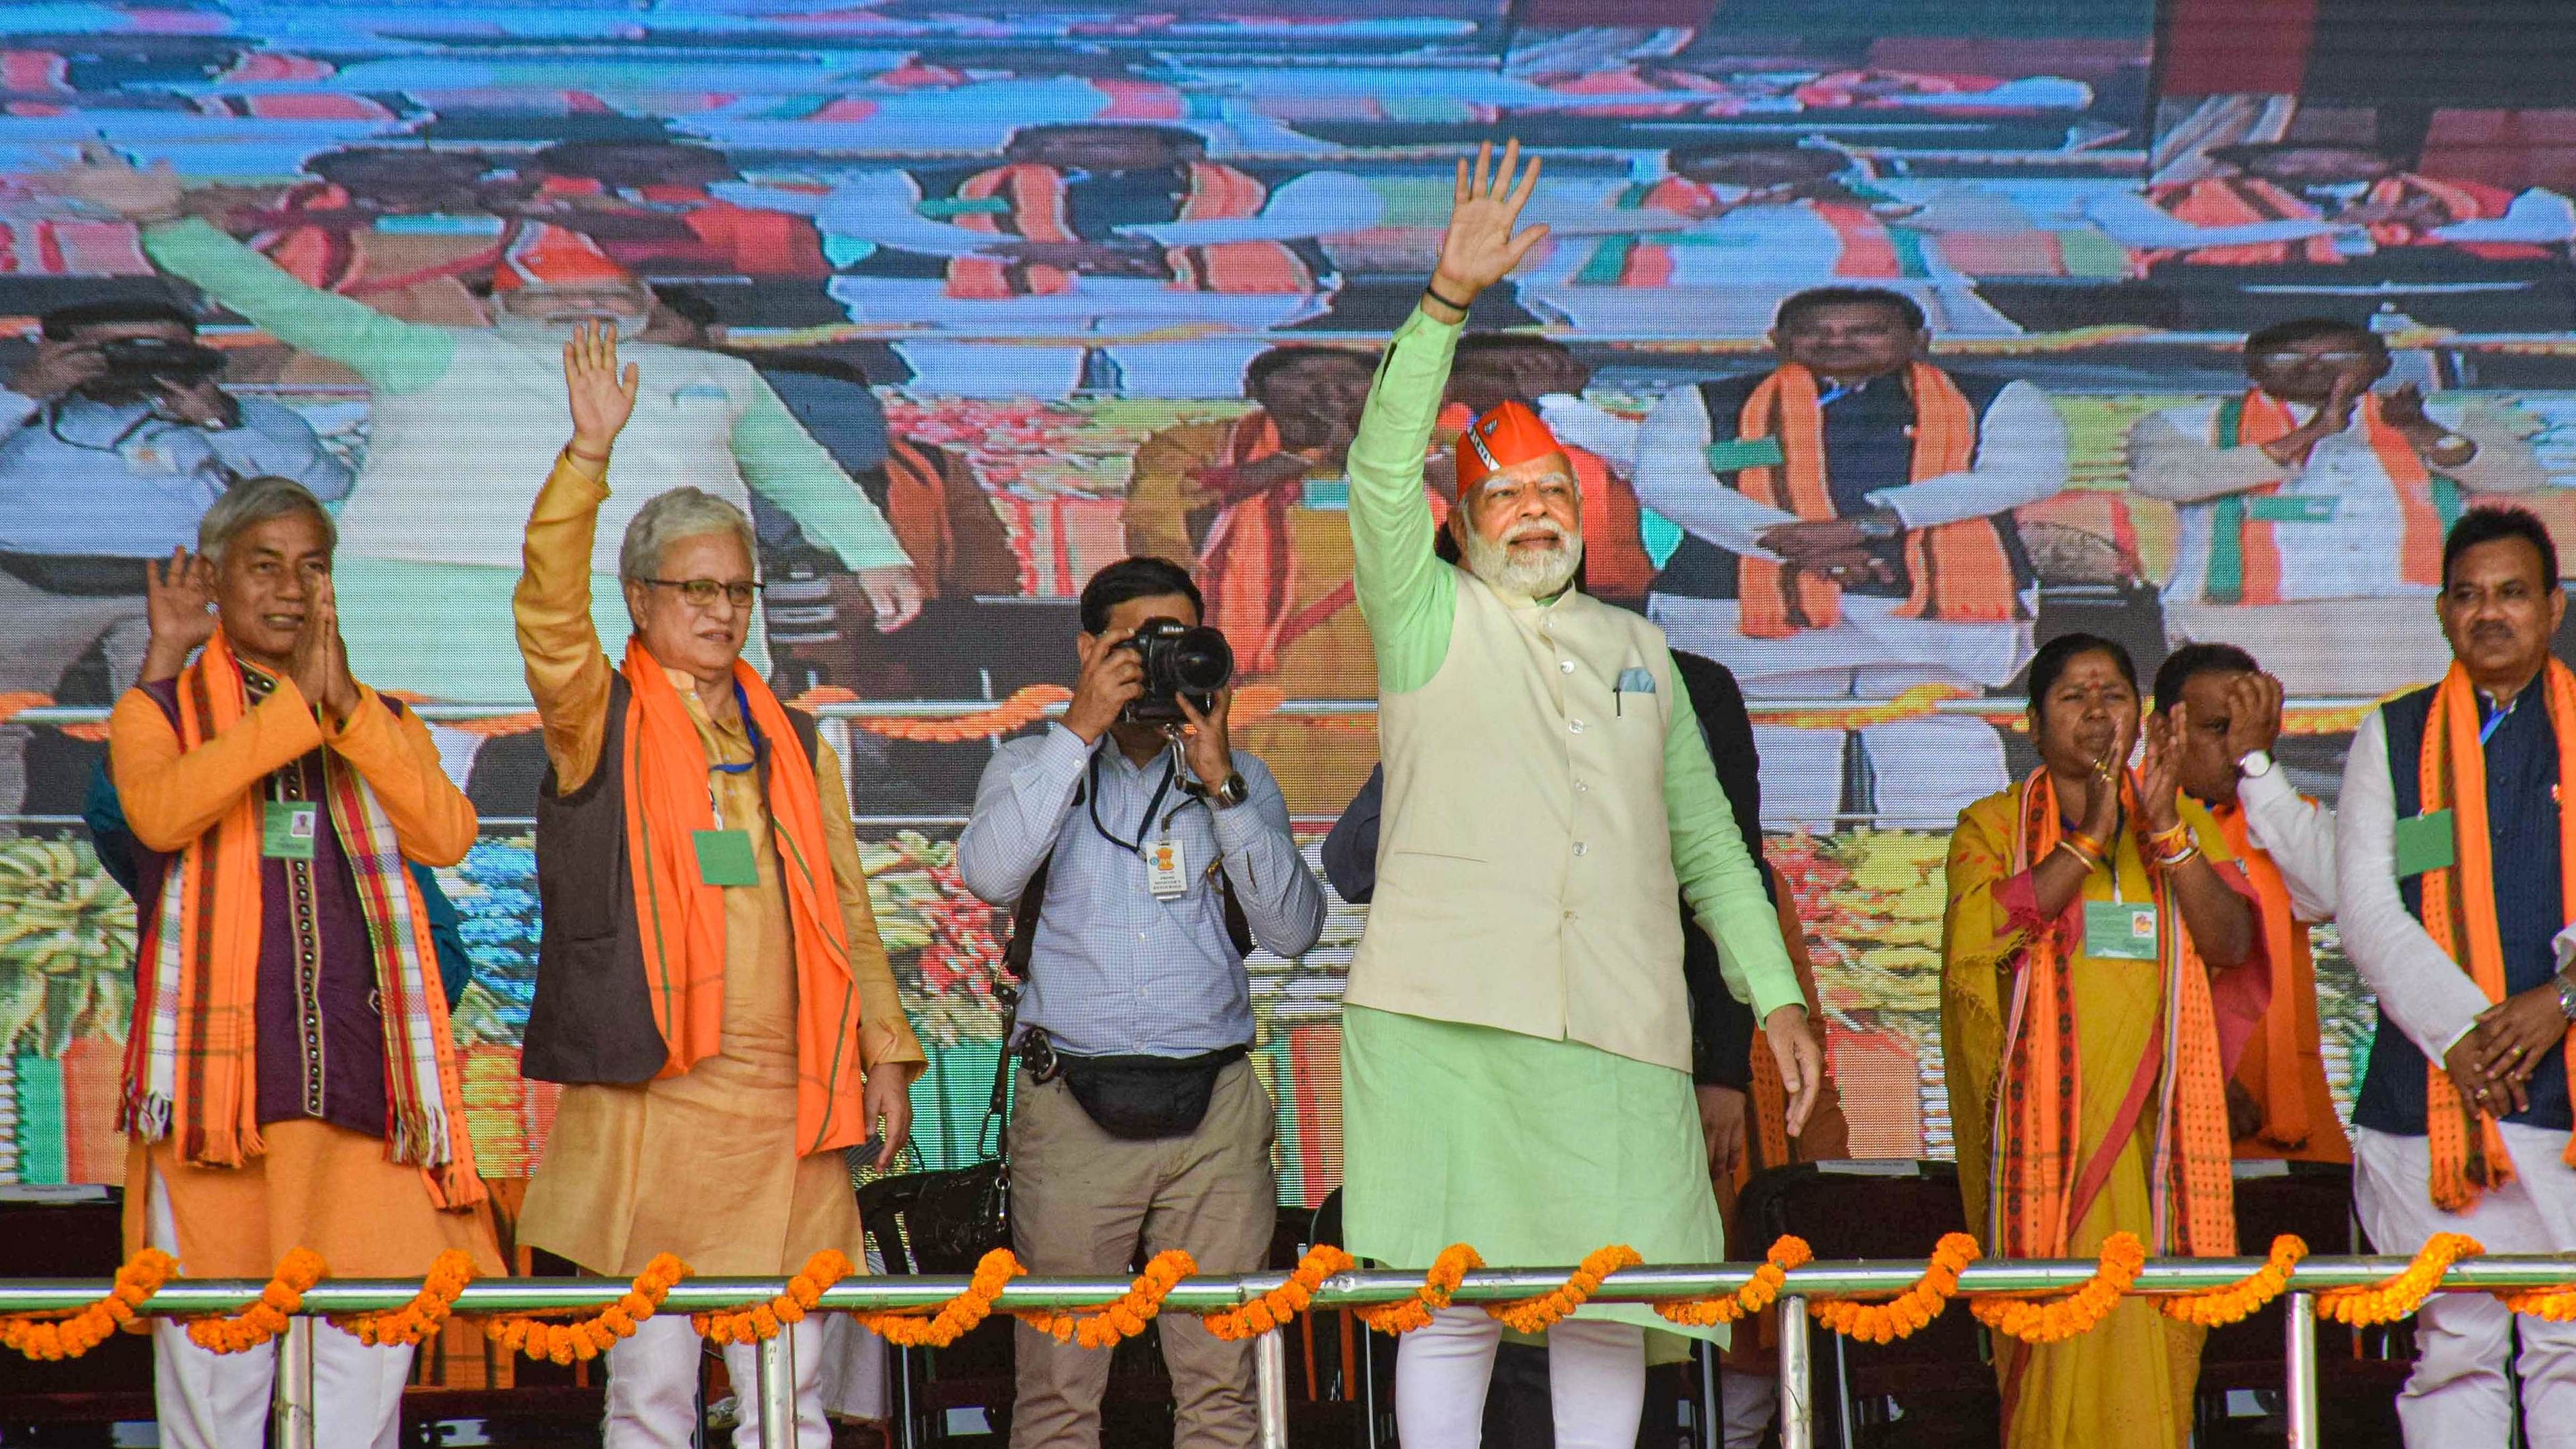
xmin=5 ymin=0 xmax=2576 ymax=1203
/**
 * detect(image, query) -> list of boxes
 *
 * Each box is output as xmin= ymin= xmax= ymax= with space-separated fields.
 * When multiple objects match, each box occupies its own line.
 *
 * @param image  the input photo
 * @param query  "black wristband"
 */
xmin=1423 ymin=282 xmax=1473 ymax=314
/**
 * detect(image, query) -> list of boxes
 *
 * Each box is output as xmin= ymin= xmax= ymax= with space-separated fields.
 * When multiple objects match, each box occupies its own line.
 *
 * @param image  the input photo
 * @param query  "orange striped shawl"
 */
xmin=618 ymin=643 xmax=871 ymax=1156
xmin=2418 ymin=659 xmax=2576 ymax=1212
xmin=1732 ymin=362 xmax=2015 ymax=638
xmin=2220 ymin=390 xmax=2449 ymax=602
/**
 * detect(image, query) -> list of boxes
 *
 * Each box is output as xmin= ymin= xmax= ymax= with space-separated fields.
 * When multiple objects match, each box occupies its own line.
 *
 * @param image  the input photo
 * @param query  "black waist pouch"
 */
xmin=1053 ymin=1043 xmax=1248 ymax=1140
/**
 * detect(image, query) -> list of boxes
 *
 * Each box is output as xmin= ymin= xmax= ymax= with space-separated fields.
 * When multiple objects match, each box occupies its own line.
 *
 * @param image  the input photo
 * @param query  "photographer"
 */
xmin=0 ymin=298 xmax=350 ymax=824
xmin=955 ymin=555 xmax=1324 ymax=1449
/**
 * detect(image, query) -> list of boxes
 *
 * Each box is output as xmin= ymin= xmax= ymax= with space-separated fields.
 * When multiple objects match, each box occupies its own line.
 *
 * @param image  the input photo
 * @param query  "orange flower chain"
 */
xmin=2161 ymin=1236 xmax=2308 ymax=1328
xmin=1358 ymin=1244 xmax=1485 ymax=1336
xmin=1658 ymin=1236 xmax=1815 ymax=1328
xmin=0 ymin=1248 xmax=176 ymax=1360
xmin=1206 ymin=1245 xmax=1358 ymax=1342
xmin=1488 ymin=1245 xmax=1644 ymax=1336
xmin=187 ymin=1248 xmax=327 ymax=1355
xmin=2317 ymin=1232 xmax=2482 ymax=1327
xmin=334 ymin=1249 xmax=480 ymax=1348
xmin=1018 ymin=1250 xmax=1196 ymax=1351
xmin=486 ymin=1254 xmax=689 ymax=1366
xmin=1811 ymin=1232 xmax=1981 ymax=1344
xmin=856 ymin=1248 xmax=1024 ymax=1348
xmin=25 ymin=1233 xmax=2576 ymax=1356
xmin=695 ymin=1250 xmax=855 ymax=1346
xmin=1971 ymin=1232 xmax=2146 ymax=1345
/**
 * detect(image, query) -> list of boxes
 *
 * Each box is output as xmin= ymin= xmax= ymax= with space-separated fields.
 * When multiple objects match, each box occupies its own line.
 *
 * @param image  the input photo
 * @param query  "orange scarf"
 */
xmin=1990 ymin=769 xmax=2235 ymax=1258
xmin=1733 ymin=362 xmax=2015 ymax=639
xmin=1195 ymin=411 xmax=1303 ymax=677
xmin=2418 ymin=660 xmax=2576 ymax=1211
xmin=121 ymin=633 xmax=481 ymax=1205
xmin=2213 ymin=804 xmax=2323 ymax=1155
xmin=2155 ymin=174 xmax=2526 ymax=266
xmin=946 ymin=162 xmax=1309 ymax=299
xmin=619 ymin=643 xmax=871 ymax=1156
xmin=2208 ymin=390 xmax=2453 ymax=604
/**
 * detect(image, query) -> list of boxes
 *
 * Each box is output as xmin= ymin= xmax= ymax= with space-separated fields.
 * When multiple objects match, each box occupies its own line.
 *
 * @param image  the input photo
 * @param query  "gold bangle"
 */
xmin=2146 ymin=822 xmax=2191 ymax=855
xmin=2154 ymin=845 xmax=2200 ymax=871
xmin=2064 ymin=830 xmax=2109 ymax=862
xmin=2057 ymin=840 xmax=2100 ymax=872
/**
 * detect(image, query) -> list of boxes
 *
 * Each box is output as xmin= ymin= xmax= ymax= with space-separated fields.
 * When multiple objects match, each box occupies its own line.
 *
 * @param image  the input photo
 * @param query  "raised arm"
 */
xmin=729 ymin=379 xmax=924 ymax=631
xmin=1349 ymin=142 xmax=1552 ymax=696
xmin=38 ymin=147 xmax=449 ymax=394
xmin=515 ymin=323 xmax=637 ymax=794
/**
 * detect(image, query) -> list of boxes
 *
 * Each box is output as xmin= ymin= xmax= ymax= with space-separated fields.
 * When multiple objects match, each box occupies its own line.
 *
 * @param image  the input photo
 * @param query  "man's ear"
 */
xmin=1075 ymin=630 xmax=1101 ymax=669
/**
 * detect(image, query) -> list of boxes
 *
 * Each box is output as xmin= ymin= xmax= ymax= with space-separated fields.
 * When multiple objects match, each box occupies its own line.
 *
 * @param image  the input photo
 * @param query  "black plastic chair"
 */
xmin=1735 ymin=1160 xmax=1999 ymax=1449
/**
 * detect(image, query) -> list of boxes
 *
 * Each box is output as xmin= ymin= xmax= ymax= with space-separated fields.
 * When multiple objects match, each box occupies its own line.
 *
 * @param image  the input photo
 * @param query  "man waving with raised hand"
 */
xmin=1336 ymin=140 xmax=1821 ymax=1449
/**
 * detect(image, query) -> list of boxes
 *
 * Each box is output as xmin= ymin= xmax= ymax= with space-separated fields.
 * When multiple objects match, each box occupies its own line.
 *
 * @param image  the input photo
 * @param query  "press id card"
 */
xmin=261 ymin=802 xmax=317 ymax=860
xmin=1146 ymin=837 xmax=1189 ymax=900
xmin=2083 ymin=900 xmax=2159 ymax=961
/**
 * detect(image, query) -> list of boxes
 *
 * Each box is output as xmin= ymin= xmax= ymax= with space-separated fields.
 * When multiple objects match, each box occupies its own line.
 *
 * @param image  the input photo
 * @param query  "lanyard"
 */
xmin=705 ymin=681 xmax=765 ymax=830
xmin=2481 ymin=693 xmax=2516 ymax=748
xmin=1087 ymin=747 xmax=1181 ymax=857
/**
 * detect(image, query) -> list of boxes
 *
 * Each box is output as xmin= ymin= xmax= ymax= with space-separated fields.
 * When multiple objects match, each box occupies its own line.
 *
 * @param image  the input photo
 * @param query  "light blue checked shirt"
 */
xmin=955 ymin=724 xmax=1324 ymax=1058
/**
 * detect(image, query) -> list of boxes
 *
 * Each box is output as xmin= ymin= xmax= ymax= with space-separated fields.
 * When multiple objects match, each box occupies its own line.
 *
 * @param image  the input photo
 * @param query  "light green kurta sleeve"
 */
xmin=729 ymin=380 xmax=912 ymax=574
xmin=140 ymin=218 xmax=454 ymax=396
xmin=1664 ymin=654 xmax=1803 ymax=1020
xmin=1346 ymin=307 xmax=1462 ymax=696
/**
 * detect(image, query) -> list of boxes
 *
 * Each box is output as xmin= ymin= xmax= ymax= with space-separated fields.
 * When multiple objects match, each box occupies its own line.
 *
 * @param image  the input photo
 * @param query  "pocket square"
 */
xmin=1615 ymin=666 xmax=1656 ymax=694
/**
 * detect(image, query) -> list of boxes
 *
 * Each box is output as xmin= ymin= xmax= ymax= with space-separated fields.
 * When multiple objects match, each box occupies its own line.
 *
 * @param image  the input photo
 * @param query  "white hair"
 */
xmin=619 ymin=487 xmax=757 ymax=584
xmin=1458 ymin=515 xmax=1583 ymax=599
xmin=197 ymin=476 xmax=335 ymax=565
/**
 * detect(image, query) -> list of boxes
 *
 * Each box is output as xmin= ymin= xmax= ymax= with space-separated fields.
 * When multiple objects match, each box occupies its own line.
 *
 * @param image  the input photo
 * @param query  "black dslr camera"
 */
xmin=97 ymin=336 xmax=225 ymax=388
xmin=1117 ymin=618 xmax=1233 ymax=725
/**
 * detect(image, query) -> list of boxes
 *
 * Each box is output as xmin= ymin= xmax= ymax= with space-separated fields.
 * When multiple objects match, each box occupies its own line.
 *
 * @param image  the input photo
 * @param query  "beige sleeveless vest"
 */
xmin=1346 ymin=567 xmax=1693 ymax=1071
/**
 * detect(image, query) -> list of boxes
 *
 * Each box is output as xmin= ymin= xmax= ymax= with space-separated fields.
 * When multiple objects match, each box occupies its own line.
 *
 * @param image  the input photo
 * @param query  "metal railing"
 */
xmin=6 ymin=1252 xmax=2556 ymax=1448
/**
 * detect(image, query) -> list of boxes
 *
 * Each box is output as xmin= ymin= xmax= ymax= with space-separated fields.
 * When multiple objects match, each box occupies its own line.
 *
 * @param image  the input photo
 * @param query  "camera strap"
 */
xmin=1085 ymin=747 xmax=1181 ymax=857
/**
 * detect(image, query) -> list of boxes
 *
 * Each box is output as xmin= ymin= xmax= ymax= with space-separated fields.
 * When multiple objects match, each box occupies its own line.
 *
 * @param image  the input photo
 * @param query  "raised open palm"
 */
xmin=35 ymin=142 xmax=186 ymax=222
xmin=1432 ymin=139 xmax=1550 ymax=299
xmin=563 ymin=319 xmax=640 ymax=447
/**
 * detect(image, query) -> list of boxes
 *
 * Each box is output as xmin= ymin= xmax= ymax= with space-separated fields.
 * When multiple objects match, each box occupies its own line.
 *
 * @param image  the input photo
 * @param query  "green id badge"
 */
xmin=1704 ymin=437 xmax=1788 ymax=472
xmin=693 ymin=828 xmax=759 ymax=887
xmin=2083 ymin=901 xmax=2159 ymax=961
xmin=2394 ymin=808 xmax=2459 ymax=879
xmin=2249 ymin=495 xmax=2339 ymax=523
xmin=261 ymin=802 xmax=317 ymax=861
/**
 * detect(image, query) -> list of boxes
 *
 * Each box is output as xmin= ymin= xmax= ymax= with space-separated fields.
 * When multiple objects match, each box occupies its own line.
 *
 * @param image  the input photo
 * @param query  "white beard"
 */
xmin=1459 ymin=521 xmax=1584 ymax=599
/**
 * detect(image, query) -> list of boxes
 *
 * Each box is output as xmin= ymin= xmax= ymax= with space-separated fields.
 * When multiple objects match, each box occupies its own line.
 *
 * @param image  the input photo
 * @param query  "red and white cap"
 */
xmin=1452 ymin=400 xmax=1566 ymax=496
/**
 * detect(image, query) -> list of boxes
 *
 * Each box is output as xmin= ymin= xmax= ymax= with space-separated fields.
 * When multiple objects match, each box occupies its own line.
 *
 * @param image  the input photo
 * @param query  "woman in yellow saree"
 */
xmin=1943 ymin=633 xmax=2273 ymax=1448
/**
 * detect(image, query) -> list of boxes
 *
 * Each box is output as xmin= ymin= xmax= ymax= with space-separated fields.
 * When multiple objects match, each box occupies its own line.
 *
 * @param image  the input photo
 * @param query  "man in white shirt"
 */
xmin=2337 ymin=505 xmax=2576 ymax=1446
xmin=2128 ymin=318 xmax=2544 ymax=696
xmin=2153 ymin=643 xmax=2351 ymax=1163
xmin=1629 ymin=286 xmax=2068 ymax=827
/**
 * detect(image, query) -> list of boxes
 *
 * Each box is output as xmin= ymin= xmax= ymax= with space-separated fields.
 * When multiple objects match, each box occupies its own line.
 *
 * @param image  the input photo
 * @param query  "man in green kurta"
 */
xmin=1338 ymin=142 xmax=1823 ymax=1448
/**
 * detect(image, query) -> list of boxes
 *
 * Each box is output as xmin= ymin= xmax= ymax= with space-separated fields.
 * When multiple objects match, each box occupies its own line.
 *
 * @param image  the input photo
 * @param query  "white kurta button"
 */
xmin=1572 ymin=841 xmax=1588 ymax=857
xmin=1560 ymin=659 xmax=1575 ymax=674
xmin=1569 ymin=719 xmax=1585 ymax=734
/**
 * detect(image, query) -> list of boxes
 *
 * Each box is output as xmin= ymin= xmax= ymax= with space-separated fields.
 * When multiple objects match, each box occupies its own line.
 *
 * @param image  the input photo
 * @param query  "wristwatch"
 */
xmin=2558 ymin=970 xmax=2576 ymax=1024
xmin=1207 ymin=771 xmax=1248 ymax=809
xmin=2237 ymin=749 xmax=2276 ymax=780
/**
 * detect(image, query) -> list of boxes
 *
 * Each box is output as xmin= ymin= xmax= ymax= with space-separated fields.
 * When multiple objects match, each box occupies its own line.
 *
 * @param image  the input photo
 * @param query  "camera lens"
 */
xmin=1171 ymin=627 xmax=1234 ymax=692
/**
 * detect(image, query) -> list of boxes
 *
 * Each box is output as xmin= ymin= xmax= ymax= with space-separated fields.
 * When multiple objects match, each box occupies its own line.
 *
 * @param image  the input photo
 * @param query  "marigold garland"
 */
xmin=186 ymin=1248 xmax=327 ymax=1354
xmin=1487 ymin=1245 xmax=1644 ymax=1335
xmin=789 ymin=684 xmax=1073 ymax=743
xmin=1658 ymin=1236 xmax=1817 ymax=1328
xmin=1205 ymin=1245 xmax=1357 ymax=1341
xmin=0 ymin=1248 xmax=176 ymax=1360
xmin=1970 ymin=1232 xmax=2146 ymax=1345
xmin=1358 ymin=1244 xmax=1485 ymax=1335
xmin=1810 ymin=1232 xmax=1980 ymax=1344
xmin=855 ymin=1248 xmax=1025 ymax=1348
xmin=1017 ymin=1250 xmax=1196 ymax=1350
xmin=694 ymin=1250 xmax=855 ymax=1345
xmin=485 ymin=1254 xmax=688 ymax=1366
xmin=332 ymin=1249 xmax=479 ymax=1348
xmin=2159 ymin=1236 xmax=2307 ymax=1328
xmin=2316 ymin=1232 xmax=2482 ymax=1327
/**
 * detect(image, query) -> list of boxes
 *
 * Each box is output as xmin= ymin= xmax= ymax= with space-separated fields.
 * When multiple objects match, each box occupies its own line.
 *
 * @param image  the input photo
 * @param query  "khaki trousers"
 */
xmin=1007 ymin=1058 xmax=1277 ymax=1449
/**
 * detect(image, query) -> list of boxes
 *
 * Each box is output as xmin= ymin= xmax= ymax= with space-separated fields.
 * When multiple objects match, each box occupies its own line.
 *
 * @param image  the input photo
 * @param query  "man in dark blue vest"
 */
xmin=2339 ymin=504 xmax=2576 ymax=1444
xmin=1630 ymin=286 xmax=2066 ymax=828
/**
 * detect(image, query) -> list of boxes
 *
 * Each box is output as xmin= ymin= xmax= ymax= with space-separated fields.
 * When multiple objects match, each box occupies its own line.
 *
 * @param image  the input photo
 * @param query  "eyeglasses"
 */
xmin=2253 ymin=350 xmax=2377 ymax=368
xmin=639 ymin=577 xmax=763 ymax=608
